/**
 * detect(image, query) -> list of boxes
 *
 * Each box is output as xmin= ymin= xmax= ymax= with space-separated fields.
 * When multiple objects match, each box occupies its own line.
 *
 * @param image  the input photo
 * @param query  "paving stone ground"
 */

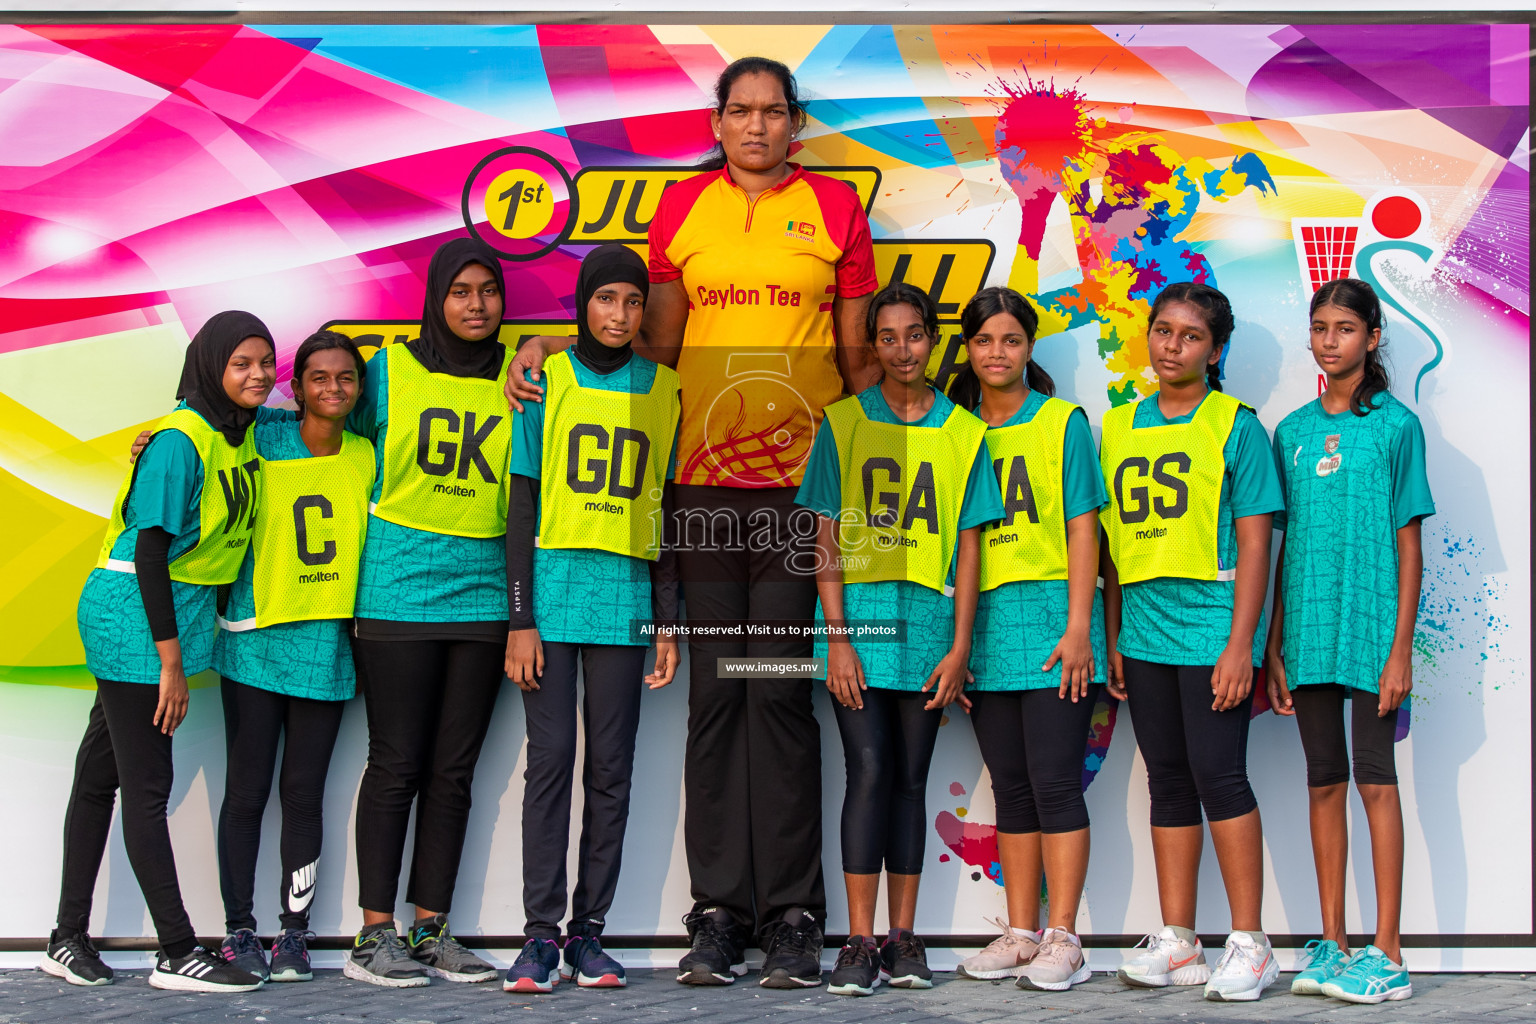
xmin=2 ymin=967 xmax=1532 ymax=1024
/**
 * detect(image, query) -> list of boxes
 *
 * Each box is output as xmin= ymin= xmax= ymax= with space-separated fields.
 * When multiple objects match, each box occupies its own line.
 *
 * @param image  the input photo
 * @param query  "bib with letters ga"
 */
xmin=229 ymin=431 xmax=376 ymax=629
xmin=96 ymin=408 xmax=260 ymax=585
xmin=374 ymin=344 xmax=512 ymax=538
xmin=823 ymin=396 xmax=988 ymax=595
xmin=978 ymin=397 xmax=1078 ymax=590
xmin=536 ymin=351 xmax=681 ymax=560
xmin=1100 ymin=390 xmax=1245 ymax=584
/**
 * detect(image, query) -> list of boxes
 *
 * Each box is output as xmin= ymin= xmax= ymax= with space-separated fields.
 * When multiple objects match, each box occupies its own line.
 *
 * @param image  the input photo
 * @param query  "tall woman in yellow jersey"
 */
xmin=1100 ymin=283 xmax=1284 ymax=1002
xmin=946 ymin=288 xmax=1108 ymax=992
xmin=44 ymin=313 xmax=275 ymax=994
xmin=343 ymin=238 xmax=512 ymax=988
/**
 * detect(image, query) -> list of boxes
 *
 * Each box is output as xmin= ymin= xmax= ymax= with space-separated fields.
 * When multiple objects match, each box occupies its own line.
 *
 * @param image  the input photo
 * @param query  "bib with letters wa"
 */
xmin=374 ymin=343 xmax=512 ymax=538
xmin=824 ymin=396 xmax=988 ymax=595
xmin=978 ymin=397 xmax=1077 ymax=590
xmin=1100 ymin=390 xmax=1245 ymax=585
xmin=244 ymin=432 xmax=375 ymax=628
xmin=537 ymin=351 xmax=681 ymax=561
xmin=96 ymin=408 xmax=260 ymax=585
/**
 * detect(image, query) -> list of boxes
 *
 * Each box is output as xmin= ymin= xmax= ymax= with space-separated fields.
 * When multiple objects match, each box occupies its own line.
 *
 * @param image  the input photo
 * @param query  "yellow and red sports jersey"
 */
xmin=648 ymin=164 xmax=877 ymax=488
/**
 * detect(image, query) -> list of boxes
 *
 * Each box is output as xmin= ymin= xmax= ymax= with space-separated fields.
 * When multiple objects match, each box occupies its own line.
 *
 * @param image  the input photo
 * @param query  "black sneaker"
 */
xmin=879 ymin=928 xmax=933 ymax=989
xmin=677 ymin=907 xmax=746 ymax=985
xmin=827 ymin=936 xmax=881 ymax=996
xmin=758 ymin=908 xmax=823 ymax=989
xmin=149 ymin=946 xmax=263 ymax=992
xmin=40 ymin=930 xmax=113 ymax=987
xmin=269 ymin=928 xmax=314 ymax=982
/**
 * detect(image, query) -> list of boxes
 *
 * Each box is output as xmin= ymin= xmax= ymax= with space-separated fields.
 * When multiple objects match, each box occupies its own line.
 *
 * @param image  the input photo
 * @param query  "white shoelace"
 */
xmin=1213 ymin=938 xmax=1265 ymax=977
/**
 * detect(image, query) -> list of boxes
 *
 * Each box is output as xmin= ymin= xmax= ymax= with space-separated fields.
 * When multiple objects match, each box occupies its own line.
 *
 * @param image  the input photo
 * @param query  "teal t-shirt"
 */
xmin=347 ymin=350 xmax=509 ymax=623
xmin=1115 ymin=394 xmax=1284 ymax=667
xmin=795 ymin=385 xmax=1004 ymax=691
xmin=1272 ymin=392 xmax=1435 ymax=693
xmin=971 ymin=391 xmax=1110 ymax=690
xmin=510 ymin=356 xmax=679 ymax=646
xmin=212 ymin=418 xmax=358 ymax=700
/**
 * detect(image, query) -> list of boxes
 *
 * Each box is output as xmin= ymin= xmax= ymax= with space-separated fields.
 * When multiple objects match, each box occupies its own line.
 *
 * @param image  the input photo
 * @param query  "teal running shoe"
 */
xmin=1321 ymin=945 xmax=1412 ymax=1004
xmin=1290 ymin=939 xmax=1348 ymax=995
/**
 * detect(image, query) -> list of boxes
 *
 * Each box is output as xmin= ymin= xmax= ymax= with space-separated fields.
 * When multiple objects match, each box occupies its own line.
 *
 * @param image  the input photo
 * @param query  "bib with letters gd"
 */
xmin=537 ymin=351 xmax=681 ymax=560
xmin=96 ymin=408 xmax=260 ymax=585
xmin=232 ymin=432 xmax=376 ymax=628
xmin=1100 ymin=390 xmax=1245 ymax=585
xmin=373 ymin=344 xmax=511 ymax=538
xmin=823 ymin=396 xmax=988 ymax=595
xmin=978 ymin=397 xmax=1077 ymax=591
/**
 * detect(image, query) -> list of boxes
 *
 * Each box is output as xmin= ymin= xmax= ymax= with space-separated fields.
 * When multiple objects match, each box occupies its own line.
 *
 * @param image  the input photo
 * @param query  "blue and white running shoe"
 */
xmin=1322 ymin=945 xmax=1412 ymax=1004
xmin=1291 ymin=939 xmax=1348 ymax=995
xmin=504 ymin=938 xmax=561 ymax=993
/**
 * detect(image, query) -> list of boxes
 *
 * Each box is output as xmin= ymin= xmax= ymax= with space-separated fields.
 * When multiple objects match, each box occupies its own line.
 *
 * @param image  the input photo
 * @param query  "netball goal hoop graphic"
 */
xmin=1291 ymin=189 xmax=1440 ymax=297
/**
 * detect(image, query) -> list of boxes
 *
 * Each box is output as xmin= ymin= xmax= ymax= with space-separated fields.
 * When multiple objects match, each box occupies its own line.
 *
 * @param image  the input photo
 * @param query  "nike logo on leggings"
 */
xmin=287 ymin=860 xmax=318 ymax=914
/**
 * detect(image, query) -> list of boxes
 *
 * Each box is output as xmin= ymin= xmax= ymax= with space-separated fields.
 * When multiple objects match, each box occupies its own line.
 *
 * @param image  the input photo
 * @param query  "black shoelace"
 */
xmin=765 ymin=921 xmax=815 ymax=958
xmin=836 ymin=942 xmax=875 ymax=970
xmin=274 ymin=930 xmax=313 ymax=960
xmin=892 ymin=933 xmax=926 ymax=962
xmin=684 ymin=913 xmax=737 ymax=956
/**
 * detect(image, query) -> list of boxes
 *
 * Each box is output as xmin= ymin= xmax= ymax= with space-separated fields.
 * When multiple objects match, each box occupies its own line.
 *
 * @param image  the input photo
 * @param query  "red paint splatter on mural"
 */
xmin=935 ymin=810 xmax=1003 ymax=884
xmin=993 ymin=80 xmax=1094 ymax=259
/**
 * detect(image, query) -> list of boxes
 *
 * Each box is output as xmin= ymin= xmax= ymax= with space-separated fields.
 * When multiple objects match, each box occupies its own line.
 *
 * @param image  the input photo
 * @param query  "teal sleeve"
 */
xmin=958 ymin=443 xmax=1006 ymax=530
xmin=129 ymin=431 xmax=202 ymax=534
xmin=254 ymin=405 xmax=297 ymax=424
xmin=347 ymin=355 xmax=385 ymax=441
xmin=793 ymin=421 xmax=843 ymax=518
xmin=1227 ymin=410 xmax=1285 ymax=519
xmin=1270 ymin=429 xmax=1290 ymax=531
xmin=1061 ymin=408 xmax=1109 ymax=521
xmin=1391 ymin=414 xmax=1436 ymax=528
xmin=666 ymin=430 xmax=679 ymax=477
xmin=509 ymin=370 xmax=546 ymax=479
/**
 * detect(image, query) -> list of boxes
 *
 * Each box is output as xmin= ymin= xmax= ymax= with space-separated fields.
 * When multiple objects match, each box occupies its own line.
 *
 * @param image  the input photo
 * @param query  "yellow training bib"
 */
xmin=978 ymin=397 xmax=1077 ymax=591
xmin=96 ymin=408 xmax=261 ymax=585
xmin=1099 ymin=390 xmax=1245 ymax=585
xmin=374 ymin=344 xmax=512 ymax=538
xmin=227 ymin=432 xmax=376 ymax=629
xmin=536 ymin=351 xmax=681 ymax=561
xmin=823 ymin=396 xmax=988 ymax=595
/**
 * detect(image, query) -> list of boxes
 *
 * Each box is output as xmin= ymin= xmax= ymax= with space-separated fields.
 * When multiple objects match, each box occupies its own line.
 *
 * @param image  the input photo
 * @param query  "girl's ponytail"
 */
xmin=1205 ymin=360 xmax=1223 ymax=393
xmin=947 ymin=360 xmax=982 ymax=411
xmin=1025 ymin=359 xmax=1056 ymax=397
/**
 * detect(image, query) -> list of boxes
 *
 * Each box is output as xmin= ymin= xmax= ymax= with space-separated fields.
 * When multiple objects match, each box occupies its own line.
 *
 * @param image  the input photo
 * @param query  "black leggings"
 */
xmin=353 ymin=638 xmax=505 ymax=913
xmin=521 ymin=642 xmax=646 ymax=940
xmin=55 ymin=679 xmax=197 ymax=958
xmin=217 ymin=677 xmax=345 ymax=934
xmin=833 ymin=687 xmax=943 ymax=875
xmin=1291 ymin=684 xmax=1399 ymax=787
xmin=970 ymin=686 xmax=1103 ymax=834
xmin=1123 ymin=657 xmax=1258 ymax=828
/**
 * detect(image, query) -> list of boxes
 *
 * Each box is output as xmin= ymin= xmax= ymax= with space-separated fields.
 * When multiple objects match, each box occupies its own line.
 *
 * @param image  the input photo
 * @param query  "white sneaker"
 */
xmin=1117 ymin=927 xmax=1209 ymax=988
xmin=1203 ymin=931 xmax=1279 ymax=1002
xmin=1017 ymin=928 xmax=1091 ymax=991
xmin=956 ymin=917 xmax=1040 ymax=979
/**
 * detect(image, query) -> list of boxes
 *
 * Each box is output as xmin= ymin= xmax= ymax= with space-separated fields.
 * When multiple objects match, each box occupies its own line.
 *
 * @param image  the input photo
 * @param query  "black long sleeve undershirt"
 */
xmin=505 ymin=476 xmax=681 ymax=635
xmin=134 ymin=526 xmax=179 ymax=642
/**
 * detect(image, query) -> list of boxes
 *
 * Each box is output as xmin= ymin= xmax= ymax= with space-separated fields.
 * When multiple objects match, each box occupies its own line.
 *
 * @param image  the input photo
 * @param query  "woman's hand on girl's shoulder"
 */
xmin=504 ymin=337 xmax=555 ymax=412
xmin=129 ymin=429 xmax=153 ymax=462
xmin=923 ymin=648 xmax=972 ymax=713
xmin=505 ymin=628 xmax=544 ymax=691
xmin=647 ymin=635 xmax=679 ymax=690
xmin=826 ymin=641 xmax=867 ymax=710
xmin=1377 ymin=650 xmax=1413 ymax=717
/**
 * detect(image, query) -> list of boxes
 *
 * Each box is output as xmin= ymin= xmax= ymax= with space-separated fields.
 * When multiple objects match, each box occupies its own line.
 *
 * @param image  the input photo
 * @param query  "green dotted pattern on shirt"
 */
xmin=1115 ymin=395 xmax=1284 ymax=667
xmin=78 ymin=409 xmax=214 ymax=684
xmin=797 ymin=385 xmax=1004 ymax=690
xmin=348 ymin=351 xmax=510 ymax=623
xmin=511 ymin=356 xmax=678 ymax=646
xmin=970 ymin=391 xmax=1110 ymax=690
xmin=212 ymin=418 xmax=356 ymax=700
xmin=1272 ymin=392 xmax=1435 ymax=694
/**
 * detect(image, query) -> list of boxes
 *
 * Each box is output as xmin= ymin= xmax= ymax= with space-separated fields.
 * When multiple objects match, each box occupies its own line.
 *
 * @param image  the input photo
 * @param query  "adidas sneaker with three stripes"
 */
xmin=149 ymin=947 xmax=264 ymax=992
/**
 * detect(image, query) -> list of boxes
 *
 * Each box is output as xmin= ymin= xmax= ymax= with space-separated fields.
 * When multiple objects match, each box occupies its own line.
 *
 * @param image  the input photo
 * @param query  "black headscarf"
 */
xmin=574 ymin=243 xmax=649 ymax=374
xmin=175 ymin=310 xmax=274 ymax=447
xmin=407 ymin=237 xmax=508 ymax=379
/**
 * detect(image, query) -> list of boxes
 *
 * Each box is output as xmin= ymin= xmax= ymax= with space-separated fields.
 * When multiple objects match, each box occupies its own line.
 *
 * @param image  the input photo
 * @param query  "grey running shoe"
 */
xmin=344 ymin=925 xmax=429 ymax=988
xmin=1017 ymin=928 xmax=1091 ymax=991
xmin=406 ymin=914 xmax=496 ymax=983
xmin=220 ymin=928 xmax=269 ymax=982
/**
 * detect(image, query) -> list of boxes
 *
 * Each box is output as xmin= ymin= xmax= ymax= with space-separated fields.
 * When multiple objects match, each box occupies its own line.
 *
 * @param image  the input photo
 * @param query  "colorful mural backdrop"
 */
xmin=0 ymin=22 xmax=1528 ymax=964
